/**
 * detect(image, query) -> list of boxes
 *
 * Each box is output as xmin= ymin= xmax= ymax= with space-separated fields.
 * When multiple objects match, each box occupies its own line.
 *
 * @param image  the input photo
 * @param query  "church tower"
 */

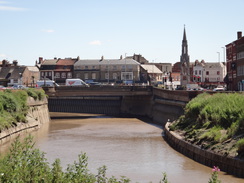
xmin=180 ymin=26 xmax=190 ymax=87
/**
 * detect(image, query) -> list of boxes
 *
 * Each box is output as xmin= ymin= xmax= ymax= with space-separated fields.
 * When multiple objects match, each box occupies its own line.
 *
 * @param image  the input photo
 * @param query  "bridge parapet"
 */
xmin=153 ymin=88 xmax=202 ymax=103
xmin=44 ymin=85 xmax=153 ymax=97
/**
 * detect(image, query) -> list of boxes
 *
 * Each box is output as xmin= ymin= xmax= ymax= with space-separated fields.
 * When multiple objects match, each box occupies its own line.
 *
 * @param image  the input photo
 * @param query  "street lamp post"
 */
xmin=217 ymin=52 xmax=220 ymax=62
xmin=107 ymin=60 xmax=109 ymax=84
xmin=124 ymin=53 xmax=127 ymax=84
xmin=222 ymin=47 xmax=225 ymax=62
xmin=19 ymin=73 xmax=22 ymax=85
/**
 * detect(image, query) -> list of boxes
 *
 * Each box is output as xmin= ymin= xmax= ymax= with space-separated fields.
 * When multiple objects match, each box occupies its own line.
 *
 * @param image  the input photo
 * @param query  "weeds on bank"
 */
xmin=0 ymin=135 xmax=221 ymax=183
xmin=0 ymin=88 xmax=46 ymax=132
xmin=169 ymin=93 xmax=244 ymax=155
xmin=0 ymin=135 xmax=130 ymax=183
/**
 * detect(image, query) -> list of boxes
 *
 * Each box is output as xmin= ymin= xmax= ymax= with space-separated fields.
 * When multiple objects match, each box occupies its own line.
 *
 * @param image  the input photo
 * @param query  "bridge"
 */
xmin=43 ymin=85 xmax=202 ymax=123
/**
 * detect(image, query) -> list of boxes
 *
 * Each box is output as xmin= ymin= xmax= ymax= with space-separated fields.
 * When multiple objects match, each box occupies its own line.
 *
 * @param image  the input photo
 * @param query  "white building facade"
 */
xmin=193 ymin=60 xmax=226 ymax=87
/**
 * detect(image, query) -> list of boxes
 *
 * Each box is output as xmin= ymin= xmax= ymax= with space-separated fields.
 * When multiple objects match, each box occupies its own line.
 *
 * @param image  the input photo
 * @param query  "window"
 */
xmin=61 ymin=72 xmax=66 ymax=78
xmin=195 ymin=70 xmax=197 ymax=75
xmin=113 ymin=66 xmax=117 ymax=70
xmin=55 ymin=72 xmax=60 ymax=78
xmin=217 ymin=71 xmax=220 ymax=75
xmin=105 ymin=73 xmax=109 ymax=79
xmin=76 ymin=73 xmax=80 ymax=78
xmin=84 ymin=73 xmax=88 ymax=79
xmin=85 ymin=66 xmax=88 ymax=69
xmin=199 ymin=70 xmax=201 ymax=75
xmin=206 ymin=71 xmax=209 ymax=75
xmin=113 ymin=73 xmax=117 ymax=79
xmin=92 ymin=73 xmax=96 ymax=79
xmin=121 ymin=72 xmax=133 ymax=80
xmin=92 ymin=66 xmax=96 ymax=69
xmin=67 ymin=72 xmax=72 ymax=78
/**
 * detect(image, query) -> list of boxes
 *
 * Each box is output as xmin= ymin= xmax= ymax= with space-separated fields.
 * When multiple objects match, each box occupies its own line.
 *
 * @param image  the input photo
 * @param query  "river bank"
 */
xmin=164 ymin=122 xmax=244 ymax=178
xmin=0 ymin=96 xmax=50 ymax=144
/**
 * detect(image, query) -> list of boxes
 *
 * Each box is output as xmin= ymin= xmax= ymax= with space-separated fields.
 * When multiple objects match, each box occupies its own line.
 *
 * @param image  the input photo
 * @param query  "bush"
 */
xmin=0 ymin=136 xmax=223 ymax=183
xmin=172 ymin=93 xmax=244 ymax=146
xmin=0 ymin=88 xmax=46 ymax=131
xmin=26 ymin=88 xmax=46 ymax=101
xmin=0 ymin=136 xmax=130 ymax=183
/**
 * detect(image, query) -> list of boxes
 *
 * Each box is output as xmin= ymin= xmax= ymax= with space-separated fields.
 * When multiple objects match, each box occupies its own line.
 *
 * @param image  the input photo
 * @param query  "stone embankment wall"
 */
xmin=0 ymin=97 xmax=50 ymax=144
xmin=164 ymin=122 xmax=244 ymax=178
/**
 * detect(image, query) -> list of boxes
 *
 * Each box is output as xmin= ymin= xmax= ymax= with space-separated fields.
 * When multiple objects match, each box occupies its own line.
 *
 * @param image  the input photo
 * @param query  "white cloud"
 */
xmin=0 ymin=1 xmax=26 ymax=11
xmin=89 ymin=40 xmax=102 ymax=45
xmin=42 ymin=29 xmax=55 ymax=33
xmin=0 ymin=54 xmax=7 ymax=58
xmin=0 ymin=1 xmax=9 ymax=4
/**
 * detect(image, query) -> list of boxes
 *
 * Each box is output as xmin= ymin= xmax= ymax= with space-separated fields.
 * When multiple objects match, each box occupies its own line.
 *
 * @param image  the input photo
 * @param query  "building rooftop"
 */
xmin=74 ymin=58 xmax=140 ymax=66
xmin=141 ymin=64 xmax=163 ymax=74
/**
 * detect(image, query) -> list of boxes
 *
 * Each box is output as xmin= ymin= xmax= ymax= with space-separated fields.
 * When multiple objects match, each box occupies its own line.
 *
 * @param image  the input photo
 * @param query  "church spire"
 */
xmin=183 ymin=25 xmax=187 ymax=42
xmin=180 ymin=25 xmax=190 ymax=87
xmin=182 ymin=25 xmax=188 ymax=55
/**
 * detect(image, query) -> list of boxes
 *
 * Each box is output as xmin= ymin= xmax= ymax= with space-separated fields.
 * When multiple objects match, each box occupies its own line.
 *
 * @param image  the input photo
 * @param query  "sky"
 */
xmin=0 ymin=0 xmax=243 ymax=66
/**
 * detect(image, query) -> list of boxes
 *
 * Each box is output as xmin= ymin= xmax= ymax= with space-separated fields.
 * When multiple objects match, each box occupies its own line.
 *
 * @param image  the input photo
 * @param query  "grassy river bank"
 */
xmin=169 ymin=92 xmax=244 ymax=160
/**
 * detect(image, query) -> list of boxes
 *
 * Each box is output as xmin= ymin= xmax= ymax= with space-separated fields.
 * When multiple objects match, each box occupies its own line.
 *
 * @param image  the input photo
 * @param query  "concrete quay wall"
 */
xmin=0 ymin=97 xmax=50 ymax=144
xmin=164 ymin=122 xmax=244 ymax=178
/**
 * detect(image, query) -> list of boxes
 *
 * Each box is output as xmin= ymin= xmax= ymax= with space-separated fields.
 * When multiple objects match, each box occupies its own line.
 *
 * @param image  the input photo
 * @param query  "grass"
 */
xmin=170 ymin=92 xmax=244 ymax=157
xmin=0 ymin=88 xmax=46 ymax=132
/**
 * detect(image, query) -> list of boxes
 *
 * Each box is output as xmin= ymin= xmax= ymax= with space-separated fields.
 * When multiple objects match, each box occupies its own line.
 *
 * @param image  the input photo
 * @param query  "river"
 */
xmin=1 ymin=112 xmax=243 ymax=183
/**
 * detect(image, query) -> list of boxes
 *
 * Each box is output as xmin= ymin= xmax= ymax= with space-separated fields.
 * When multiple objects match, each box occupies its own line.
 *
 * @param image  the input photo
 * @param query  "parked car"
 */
xmin=213 ymin=87 xmax=225 ymax=91
xmin=12 ymin=85 xmax=28 ymax=89
xmin=65 ymin=79 xmax=89 ymax=87
xmin=36 ymin=80 xmax=59 ymax=87
xmin=0 ymin=85 xmax=6 ymax=90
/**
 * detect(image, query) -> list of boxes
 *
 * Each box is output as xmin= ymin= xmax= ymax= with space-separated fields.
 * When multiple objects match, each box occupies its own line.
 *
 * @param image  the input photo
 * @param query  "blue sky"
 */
xmin=0 ymin=0 xmax=243 ymax=66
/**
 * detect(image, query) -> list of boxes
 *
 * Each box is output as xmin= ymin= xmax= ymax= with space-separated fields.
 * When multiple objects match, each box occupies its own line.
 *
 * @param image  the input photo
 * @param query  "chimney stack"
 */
xmin=2 ymin=60 xmax=7 ymax=67
xmin=13 ymin=60 xmax=18 ymax=66
xmin=237 ymin=31 xmax=242 ymax=39
xmin=39 ymin=57 xmax=43 ymax=64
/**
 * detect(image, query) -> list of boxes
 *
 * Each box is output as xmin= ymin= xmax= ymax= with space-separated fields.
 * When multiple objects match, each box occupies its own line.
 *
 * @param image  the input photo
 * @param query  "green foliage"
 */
xmin=0 ymin=88 xmax=46 ymax=131
xmin=172 ymin=93 xmax=244 ymax=144
xmin=208 ymin=166 xmax=221 ymax=183
xmin=160 ymin=172 xmax=169 ymax=183
xmin=236 ymin=138 xmax=244 ymax=157
xmin=199 ymin=126 xmax=222 ymax=143
xmin=25 ymin=88 xmax=46 ymax=101
xmin=0 ymin=136 xmax=226 ymax=183
xmin=0 ymin=90 xmax=28 ymax=131
xmin=0 ymin=136 xmax=131 ymax=183
xmin=0 ymin=135 xmax=51 ymax=182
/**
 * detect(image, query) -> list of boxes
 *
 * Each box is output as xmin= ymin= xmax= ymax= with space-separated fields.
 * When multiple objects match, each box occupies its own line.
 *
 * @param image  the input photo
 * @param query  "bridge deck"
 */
xmin=44 ymin=85 xmax=153 ymax=97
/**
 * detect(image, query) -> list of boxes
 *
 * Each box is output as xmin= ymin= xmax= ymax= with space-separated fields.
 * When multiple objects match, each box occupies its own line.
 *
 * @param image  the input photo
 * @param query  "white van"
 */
xmin=36 ymin=80 xmax=59 ymax=87
xmin=65 ymin=79 xmax=89 ymax=86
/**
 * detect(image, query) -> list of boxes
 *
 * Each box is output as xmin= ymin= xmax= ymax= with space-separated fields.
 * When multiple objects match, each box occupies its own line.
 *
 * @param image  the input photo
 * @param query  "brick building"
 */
xmin=226 ymin=31 xmax=244 ymax=91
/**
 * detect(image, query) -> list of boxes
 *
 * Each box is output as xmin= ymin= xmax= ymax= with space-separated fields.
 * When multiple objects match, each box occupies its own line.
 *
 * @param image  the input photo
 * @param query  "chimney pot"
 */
xmin=13 ymin=60 xmax=18 ymax=66
xmin=39 ymin=57 xmax=43 ymax=64
xmin=237 ymin=31 xmax=242 ymax=39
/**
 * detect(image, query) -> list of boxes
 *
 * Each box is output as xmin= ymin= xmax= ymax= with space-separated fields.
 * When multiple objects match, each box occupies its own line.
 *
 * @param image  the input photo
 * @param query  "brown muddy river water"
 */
xmin=1 ymin=112 xmax=243 ymax=183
